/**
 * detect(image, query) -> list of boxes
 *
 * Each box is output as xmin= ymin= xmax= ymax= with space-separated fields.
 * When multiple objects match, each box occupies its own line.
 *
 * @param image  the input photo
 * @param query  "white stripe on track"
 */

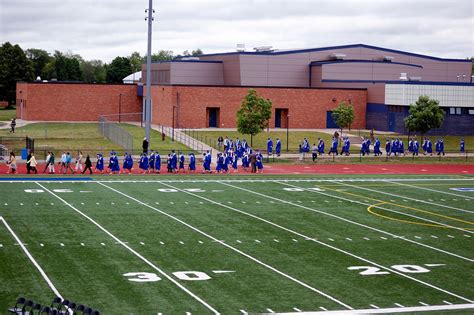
xmin=387 ymin=180 xmax=474 ymax=203
xmin=0 ymin=216 xmax=73 ymax=315
xmin=35 ymin=183 xmax=219 ymax=314
xmin=334 ymin=181 xmax=473 ymax=214
xmin=274 ymin=181 xmax=474 ymax=262
xmin=212 ymin=182 xmax=473 ymax=303
xmin=98 ymin=182 xmax=353 ymax=310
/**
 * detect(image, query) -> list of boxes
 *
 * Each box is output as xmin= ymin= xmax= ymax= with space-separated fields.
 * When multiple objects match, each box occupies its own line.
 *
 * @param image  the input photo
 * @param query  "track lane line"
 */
xmin=35 ymin=182 xmax=220 ymax=314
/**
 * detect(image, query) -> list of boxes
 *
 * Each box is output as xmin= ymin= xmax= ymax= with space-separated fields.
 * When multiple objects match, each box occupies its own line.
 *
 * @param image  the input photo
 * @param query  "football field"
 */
xmin=0 ymin=175 xmax=473 ymax=314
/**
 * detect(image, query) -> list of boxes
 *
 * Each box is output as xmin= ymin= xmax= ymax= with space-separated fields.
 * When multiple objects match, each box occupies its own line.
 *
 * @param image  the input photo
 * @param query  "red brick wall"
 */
xmin=16 ymin=83 xmax=142 ymax=121
xmin=151 ymin=85 xmax=367 ymax=129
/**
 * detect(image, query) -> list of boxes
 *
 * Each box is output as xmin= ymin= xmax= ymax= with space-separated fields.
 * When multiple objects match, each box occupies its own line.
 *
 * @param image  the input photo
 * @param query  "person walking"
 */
xmin=74 ymin=151 xmax=83 ymax=174
xmin=82 ymin=154 xmax=93 ymax=174
xmin=249 ymin=151 xmax=257 ymax=174
xmin=26 ymin=153 xmax=38 ymax=174
xmin=9 ymin=118 xmax=16 ymax=133
xmin=7 ymin=152 xmax=17 ymax=174
xmin=312 ymin=143 xmax=318 ymax=161
xmin=26 ymin=150 xmax=32 ymax=174
xmin=48 ymin=152 xmax=56 ymax=174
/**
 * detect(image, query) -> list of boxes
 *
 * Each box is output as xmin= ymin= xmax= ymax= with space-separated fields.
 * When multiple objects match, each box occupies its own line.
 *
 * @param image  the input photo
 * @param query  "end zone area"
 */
xmin=0 ymin=175 xmax=473 ymax=314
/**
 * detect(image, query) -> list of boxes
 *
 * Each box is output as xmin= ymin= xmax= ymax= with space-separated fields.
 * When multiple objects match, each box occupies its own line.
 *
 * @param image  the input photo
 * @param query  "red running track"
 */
xmin=1 ymin=163 xmax=473 ymax=175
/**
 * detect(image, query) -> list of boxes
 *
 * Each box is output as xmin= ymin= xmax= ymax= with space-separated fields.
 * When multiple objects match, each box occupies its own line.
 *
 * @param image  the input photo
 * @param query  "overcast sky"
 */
xmin=0 ymin=0 xmax=472 ymax=62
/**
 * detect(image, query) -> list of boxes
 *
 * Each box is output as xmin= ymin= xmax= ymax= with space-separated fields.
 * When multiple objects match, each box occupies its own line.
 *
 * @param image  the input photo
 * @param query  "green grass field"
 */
xmin=0 ymin=108 xmax=16 ymax=121
xmin=0 ymin=174 xmax=473 ymax=314
xmin=0 ymin=123 xmax=190 ymax=159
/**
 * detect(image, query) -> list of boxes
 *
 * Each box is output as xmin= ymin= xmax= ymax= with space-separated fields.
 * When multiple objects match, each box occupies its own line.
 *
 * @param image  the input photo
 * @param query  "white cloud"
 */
xmin=0 ymin=0 xmax=472 ymax=62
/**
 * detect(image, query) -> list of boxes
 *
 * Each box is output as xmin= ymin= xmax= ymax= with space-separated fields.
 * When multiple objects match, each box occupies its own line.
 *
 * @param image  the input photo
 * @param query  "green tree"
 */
xmin=43 ymin=51 xmax=83 ymax=81
xmin=331 ymin=101 xmax=355 ymax=134
xmin=81 ymin=59 xmax=106 ymax=83
xmin=25 ymin=48 xmax=52 ymax=79
xmin=0 ymin=42 xmax=34 ymax=105
xmin=404 ymin=95 xmax=445 ymax=137
xmin=129 ymin=51 xmax=144 ymax=73
xmin=192 ymin=49 xmax=203 ymax=56
xmin=236 ymin=89 xmax=272 ymax=147
xmin=106 ymin=56 xmax=133 ymax=83
xmin=151 ymin=50 xmax=174 ymax=62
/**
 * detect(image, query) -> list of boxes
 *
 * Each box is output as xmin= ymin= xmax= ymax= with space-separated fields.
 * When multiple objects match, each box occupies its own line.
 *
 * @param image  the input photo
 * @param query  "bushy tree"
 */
xmin=42 ymin=51 xmax=82 ymax=81
xmin=404 ymin=95 xmax=444 ymax=137
xmin=151 ymin=50 xmax=174 ymax=62
xmin=129 ymin=51 xmax=144 ymax=73
xmin=106 ymin=56 xmax=133 ymax=83
xmin=0 ymin=42 xmax=34 ymax=104
xmin=331 ymin=101 xmax=355 ymax=133
xmin=81 ymin=59 xmax=106 ymax=83
xmin=25 ymin=48 xmax=52 ymax=79
xmin=236 ymin=89 xmax=272 ymax=146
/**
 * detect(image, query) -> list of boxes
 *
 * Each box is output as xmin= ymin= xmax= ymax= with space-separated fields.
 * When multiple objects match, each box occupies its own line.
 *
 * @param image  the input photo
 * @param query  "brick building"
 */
xmin=17 ymin=44 xmax=474 ymax=134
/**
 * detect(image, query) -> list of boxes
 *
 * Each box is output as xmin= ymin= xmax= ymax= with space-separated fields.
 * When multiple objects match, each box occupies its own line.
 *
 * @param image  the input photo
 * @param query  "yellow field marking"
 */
xmin=367 ymin=202 xmax=474 ymax=230
xmin=367 ymin=202 xmax=448 ymax=228
xmin=317 ymin=185 xmax=474 ymax=226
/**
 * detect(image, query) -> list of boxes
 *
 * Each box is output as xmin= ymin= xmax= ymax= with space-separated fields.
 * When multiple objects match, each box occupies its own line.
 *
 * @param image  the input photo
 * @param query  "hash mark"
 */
xmin=273 ymin=239 xmax=279 ymax=243
xmin=266 ymin=309 xmax=274 ymax=313
xmin=443 ymin=301 xmax=452 ymax=305
xmin=345 ymin=238 xmax=352 ymax=241
xmin=419 ymin=302 xmax=429 ymax=306
xmin=328 ymin=238 xmax=334 ymax=241
xmin=293 ymin=307 xmax=302 ymax=312
xmin=240 ymin=311 xmax=248 ymax=315
xmin=100 ymin=242 xmax=105 ymax=246
xmin=255 ymin=240 xmax=261 ymax=243
xmin=236 ymin=240 xmax=242 ymax=243
xmin=319 ymin=307 xmax=327 ymax=311
xmin=464 ymin=235 xmax=471 ymax=238
xmin=179 ymin=241 xmax=184 ymax=245
xmin=395 ymin=303 xmax=404 ymax=308
xmin=363 ymin=237 xmax=370 ymax=240
xmin=370 ymin=304 xmax=379 ymax=309
xmin=380 ymin=237 xmax=387 ymax=240
xmin=447 ymin=235 xmax=455 ymax=238
xmin=140 ymin=242 xmax=145 ymax=245
xmin=198 ymin=241 xmax=204 ymax=244
xmin=60 ymin=243 xmax=65 ymax=247
xmin=39 ymin=244 xmax=43 ymax=247
xmin=292 ymin=239 xmax=298 ymax=242
xmin=80 ymin=243 xmax=85 ymax=246
xmin=431 ymin=235 xmax=438 ymax=239
xmin=159 ymin=241 xmax=165 ymax=245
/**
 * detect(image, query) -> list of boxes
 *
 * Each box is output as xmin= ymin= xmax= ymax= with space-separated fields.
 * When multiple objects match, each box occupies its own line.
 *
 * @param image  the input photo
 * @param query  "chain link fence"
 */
xmin=98 ymin=113 xmax=142 ymax=153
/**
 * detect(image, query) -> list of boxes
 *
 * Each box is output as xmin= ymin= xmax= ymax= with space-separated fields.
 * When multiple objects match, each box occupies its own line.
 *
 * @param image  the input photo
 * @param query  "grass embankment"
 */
xmin=0 ymin=108 xmax=16 ymax=121
xmin=184 ymin=130 xmax=472 ymax=153
xmin=0 ymin=122 xmax=190 ymax=159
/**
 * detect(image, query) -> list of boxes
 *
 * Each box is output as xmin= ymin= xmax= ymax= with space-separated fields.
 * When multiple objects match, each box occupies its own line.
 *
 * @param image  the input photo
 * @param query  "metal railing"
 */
xmin=98 ymin=116 xmax=134 ymax=153
xmin=158 ymin=125 xmax=211 ymax=152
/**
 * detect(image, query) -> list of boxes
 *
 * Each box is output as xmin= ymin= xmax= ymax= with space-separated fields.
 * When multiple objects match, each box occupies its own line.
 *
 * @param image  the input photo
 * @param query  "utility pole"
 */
xmin=144 ymin=0 xmax=154 ymax=146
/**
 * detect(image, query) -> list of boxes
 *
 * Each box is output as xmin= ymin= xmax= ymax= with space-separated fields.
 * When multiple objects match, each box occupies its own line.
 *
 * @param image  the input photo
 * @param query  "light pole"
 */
xmin=286 ymin=114 xmax=290 ymax=152
xmin=144 ymin=0 xmax=154 ymax=145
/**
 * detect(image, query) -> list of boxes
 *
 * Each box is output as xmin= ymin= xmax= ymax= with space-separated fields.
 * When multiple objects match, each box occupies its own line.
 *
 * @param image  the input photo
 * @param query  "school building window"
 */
xmin=449 ymin=107 xmax=462 ymax=115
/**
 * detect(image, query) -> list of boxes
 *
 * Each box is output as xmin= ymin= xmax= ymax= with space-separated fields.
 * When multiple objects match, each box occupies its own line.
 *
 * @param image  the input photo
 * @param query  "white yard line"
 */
xmin=388 ymin=180 xmax=474 ymax=201
xmin=157 ymin=181 xmax=473 ymax=304
xmin=97 ymin=182 xmax=353 ymax=310
xmin=35 ymin=182 xmax=219 ymax=315
xmin=275 ymin=303 xmax=474 ymax=314
xmin=334 ymin=181 xmax=473 ymax=215
xmin=273 ymin=181 xmax=474 ymax=262
xmin=0 ymin=216 xmax=73 ymax=315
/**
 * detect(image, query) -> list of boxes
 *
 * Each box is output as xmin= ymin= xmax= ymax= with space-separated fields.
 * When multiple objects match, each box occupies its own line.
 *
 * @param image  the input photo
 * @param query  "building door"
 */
xmin=388 ymin=113 xmax=395 ymax=132
xmin=275 ymin=109 xmax=282 ymax=128
xmin=326 ymin=111 xmax=339 ymax=128
xmin=207 ymin=107 xmax=219 ymax=128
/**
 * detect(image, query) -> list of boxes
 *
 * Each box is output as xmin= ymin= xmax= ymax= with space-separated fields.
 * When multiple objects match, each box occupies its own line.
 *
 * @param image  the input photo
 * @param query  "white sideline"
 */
xmin=35 ymin=183 xmax=220 ymax=315
xmin=275 ymin=181 xmax=474 ymax=262
xmin=1 ymin=178 xmax=474 ymax=184
xmin=97 ymin=182 xmax=353 ymax=310
xmin=333 ymin=181 xmax=474 ymax=215
xmin=387 ymin=180 xmax=474 ymax=202
xmin=274 ymin=303 xmax=474 ymax=314
xmin=209 ymin=182 xmax=473 ymax=303
xmin=0 ymin=216 xmax=73 ymax=315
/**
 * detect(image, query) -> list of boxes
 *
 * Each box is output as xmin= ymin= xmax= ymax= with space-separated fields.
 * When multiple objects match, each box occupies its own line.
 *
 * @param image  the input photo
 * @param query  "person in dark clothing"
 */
xmin=9 ymin=118 xmax=16 ymax=133
xmin=249 ymin=152 xmax=257 ymax=173
xmin=26 ymin=150 xmax=32 ymax=174
xmin=142 ymin=137 xmax=149 ymax=154
xmin=82 ymin=155 xmax=93 ymax=174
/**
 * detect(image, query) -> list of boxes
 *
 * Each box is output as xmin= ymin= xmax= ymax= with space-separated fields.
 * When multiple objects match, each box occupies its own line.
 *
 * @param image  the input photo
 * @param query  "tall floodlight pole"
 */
xmin=144 ymin=0 xmax=154 ymax=147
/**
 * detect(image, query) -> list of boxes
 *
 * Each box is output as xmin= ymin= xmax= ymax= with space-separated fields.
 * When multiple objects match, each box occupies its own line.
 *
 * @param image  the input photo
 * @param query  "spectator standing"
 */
xmin=142 ymin=137 xmax=149 ymax=154
xmin=312 ymin=143 xmax=318 ymax=161
xmin=27 ymin=153 xmax=38 ymax=174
